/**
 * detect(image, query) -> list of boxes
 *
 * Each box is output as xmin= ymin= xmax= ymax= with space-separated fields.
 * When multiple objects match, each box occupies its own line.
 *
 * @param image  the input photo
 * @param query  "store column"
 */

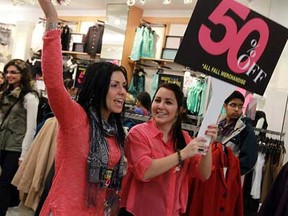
xmin=12 ymin=21 xmax=34 ymax=60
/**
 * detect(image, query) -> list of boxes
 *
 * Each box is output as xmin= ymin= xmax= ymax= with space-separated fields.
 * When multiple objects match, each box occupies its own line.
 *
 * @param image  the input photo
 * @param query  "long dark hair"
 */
xmin=136 ymin=91 xmax=151 ymax=112
xmin=77 ymin=61 xmax=128 ymax=147
xmin=153 ymin=83 xmax=186 ymax=150
xmin=3 ymin=59 xmax=38 ymax=105
xmin=0 ymin=71 xmax=7 ymax=92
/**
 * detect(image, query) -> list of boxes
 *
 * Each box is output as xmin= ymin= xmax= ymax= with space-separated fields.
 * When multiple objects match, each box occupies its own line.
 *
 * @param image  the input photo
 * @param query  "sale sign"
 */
xmin=175 ymin=0 xmax=288 ymax=95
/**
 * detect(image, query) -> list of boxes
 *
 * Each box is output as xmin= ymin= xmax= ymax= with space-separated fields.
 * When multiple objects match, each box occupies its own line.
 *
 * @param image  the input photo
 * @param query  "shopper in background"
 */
xmin=0 ymin=71 xmax=7 ymax=94
xmin=0 ymin=71 xmax=7 ymax=121
xmin=0 ymin=59 xmax=39 ymax=216
xmin=120 ymin=83 xmax=218 ymax=216
xmin=134 ymin=91 xmax=151 ymax=116
xmin=217 ymin=90 xmax=257 ymax=176
xmin=124 ymin=91 xmax=151 ymax=131
xmin=38 ymin=0 xmax=128 ymax=215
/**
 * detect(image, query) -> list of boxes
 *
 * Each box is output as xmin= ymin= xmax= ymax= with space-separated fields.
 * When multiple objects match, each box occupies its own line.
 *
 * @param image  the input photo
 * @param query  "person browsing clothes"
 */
xmin=0 ymin=59 xmax=39 ymax=216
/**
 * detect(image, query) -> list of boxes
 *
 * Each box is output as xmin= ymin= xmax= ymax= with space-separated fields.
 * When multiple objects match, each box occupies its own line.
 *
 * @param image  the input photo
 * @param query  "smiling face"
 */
xmin=152 ymin=87 xmax=179 ymax=129
xmin=4 ymin=65 xmax=22 ymax=88
xmin=101 ymin=71 xmax=127 ymax=121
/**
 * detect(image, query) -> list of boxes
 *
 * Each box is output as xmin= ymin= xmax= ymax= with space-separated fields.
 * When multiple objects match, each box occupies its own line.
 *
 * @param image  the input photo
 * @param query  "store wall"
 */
xmin=0 ymin=5 xmax=106 ymax=64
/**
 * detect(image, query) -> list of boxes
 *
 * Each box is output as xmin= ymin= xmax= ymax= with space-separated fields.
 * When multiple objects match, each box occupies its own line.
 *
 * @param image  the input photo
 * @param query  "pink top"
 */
xmin=40 ymin=30 xmax=121 ymax=216
xmin=120 ymin=120 xmax=202 ymax=216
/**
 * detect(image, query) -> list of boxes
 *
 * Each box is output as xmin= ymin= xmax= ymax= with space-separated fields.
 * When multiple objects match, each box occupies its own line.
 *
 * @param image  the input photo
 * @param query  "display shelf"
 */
xmin=62 ymin=51 xmax=100 ymax=60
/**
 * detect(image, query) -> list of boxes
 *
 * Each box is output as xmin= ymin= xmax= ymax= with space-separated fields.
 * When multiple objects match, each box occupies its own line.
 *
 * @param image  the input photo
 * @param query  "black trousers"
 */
xmin=0 ymin=150 xmax=21 ymax=216
xmin=34 ymin=161 xmax=55 ymax=216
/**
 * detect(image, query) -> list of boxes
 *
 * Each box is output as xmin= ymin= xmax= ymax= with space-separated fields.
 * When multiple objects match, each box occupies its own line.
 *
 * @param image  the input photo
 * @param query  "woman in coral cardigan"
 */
xmin=37 ymin=0 xmax=128 ymax=215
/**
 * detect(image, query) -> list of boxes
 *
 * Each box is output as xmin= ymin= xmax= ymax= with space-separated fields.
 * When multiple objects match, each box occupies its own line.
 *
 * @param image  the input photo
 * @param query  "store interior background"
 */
xmin=0 ymin=0 xmax=287 ymax=164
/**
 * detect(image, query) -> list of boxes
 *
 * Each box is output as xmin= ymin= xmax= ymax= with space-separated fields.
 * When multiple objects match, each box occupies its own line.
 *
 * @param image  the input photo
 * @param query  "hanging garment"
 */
xmin=186 ymin=78 xmax=208 ymax=115
xmin=11 ymin=117 xmax=58 ymax=210
xmin=258 ymin=162 xmax=288 ymax=216
xmin=150 ymin=72 xmax=159 ymax=99
xmin=130 ymin=26 xmax=144 ymax=61
xmin=84 ymin=24 xmax=104 ymax=57
xmin=260 ymin=145 xmax=285 ymax=202
xmin=141 ymin=27 xmax=155 ymax=58
xmin=31 ymin=22 xmax=45 ymax=53
xmin=61 ymin=25 xmax=71 ymax=51
xmin=128 ymin=69 xmax=146 ymax=99
xmin=0 ymin=27 xmax=11 ymax=46
xmin=130 ymin=26 xmax=156 ymax=61
xmin=250 ymin=153 xmax=266 ymax=199
xmin=187 ymin=143 xmax=243 ymax=216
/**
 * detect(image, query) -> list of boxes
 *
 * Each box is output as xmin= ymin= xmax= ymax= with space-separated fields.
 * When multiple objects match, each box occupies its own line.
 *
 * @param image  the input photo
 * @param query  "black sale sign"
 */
xmin=175 ymin=0 xmax=288 ymax=95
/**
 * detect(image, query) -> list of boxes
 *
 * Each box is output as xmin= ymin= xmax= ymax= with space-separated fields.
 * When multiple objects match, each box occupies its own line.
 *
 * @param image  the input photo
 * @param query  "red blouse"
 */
xmin=120 ymin=119 xmax=202 ymax=216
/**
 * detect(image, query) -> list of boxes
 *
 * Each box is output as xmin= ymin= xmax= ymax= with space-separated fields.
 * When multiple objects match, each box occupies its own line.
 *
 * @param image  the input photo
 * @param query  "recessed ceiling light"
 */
xmin=127 ymin=0 xmax=136 ymax=6
xmin=184 ymin=0 xmax=193 ymax=4
xmin=163 ymin=0 xmax=172 ymax=5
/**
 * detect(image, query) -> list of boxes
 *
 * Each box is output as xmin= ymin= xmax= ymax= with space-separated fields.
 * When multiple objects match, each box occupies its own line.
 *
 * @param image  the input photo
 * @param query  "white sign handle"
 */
xmin=197 ymin=77 xmax=236 ymax=148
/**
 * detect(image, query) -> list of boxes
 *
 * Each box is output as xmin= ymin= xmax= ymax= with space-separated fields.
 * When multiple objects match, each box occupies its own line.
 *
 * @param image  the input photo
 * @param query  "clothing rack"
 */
xmin=124 ymin=112 xmax=199 ymax=133
xmin=140 ymin=18 xmax=166 ymax=27
xmin=39 ymin=17 xmax=78 ymax=25
xmin=95 ymin=20 xmax=105 ymax=25
xmin=254 ymin=128 xmax=286 ymax=137
xmin=0 ymin=22 xmax=15 ymax=27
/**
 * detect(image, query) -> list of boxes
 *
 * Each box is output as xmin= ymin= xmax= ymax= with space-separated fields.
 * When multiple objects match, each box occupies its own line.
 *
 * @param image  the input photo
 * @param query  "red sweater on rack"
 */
xmin=187 ymin=143 xmax=243 ymax=216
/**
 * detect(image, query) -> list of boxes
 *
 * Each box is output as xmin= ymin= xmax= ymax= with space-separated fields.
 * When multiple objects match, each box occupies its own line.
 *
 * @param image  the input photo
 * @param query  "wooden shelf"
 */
xmin=62 ymin=51 xmax=100 ymax=60
xmin=139 ymin=57 xmax=174 ymax=63
xmin=62 ymin=51 xmax=89 ymax=56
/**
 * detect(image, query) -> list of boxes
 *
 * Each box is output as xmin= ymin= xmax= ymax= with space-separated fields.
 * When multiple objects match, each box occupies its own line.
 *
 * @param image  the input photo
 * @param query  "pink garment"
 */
xmin=236 ymin=87 xmax=253 ymax=114
xmin=40 ymin=30 xmax=121 ymax=216
xmin=120 ymin=120 xmax=202 ymax=216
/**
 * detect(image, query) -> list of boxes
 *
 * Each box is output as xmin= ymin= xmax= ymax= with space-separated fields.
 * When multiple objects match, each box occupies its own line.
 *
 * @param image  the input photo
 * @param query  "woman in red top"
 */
xmin=38 ymin=0 xmax=127 ymax=215
xmin=120 ymin=83 xmax=218 ymax=216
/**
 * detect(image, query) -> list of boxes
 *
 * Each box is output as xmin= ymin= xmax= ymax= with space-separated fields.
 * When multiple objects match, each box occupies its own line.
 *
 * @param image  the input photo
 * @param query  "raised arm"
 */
xmin=38 ymin=0 xmax=58 ymax=24
xmin=38 ymin=0 xmax=84 ymax=127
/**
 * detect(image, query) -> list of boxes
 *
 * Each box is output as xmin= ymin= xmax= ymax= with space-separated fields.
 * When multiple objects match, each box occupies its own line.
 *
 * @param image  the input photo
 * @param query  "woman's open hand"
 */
xmin=38 ymin=0 xmax=58 ymax=21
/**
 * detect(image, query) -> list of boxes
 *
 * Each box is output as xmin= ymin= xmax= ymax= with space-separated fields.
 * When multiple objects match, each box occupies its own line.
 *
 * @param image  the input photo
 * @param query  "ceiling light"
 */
xmin=162 ymin=0 xmax=172 ymax=4
xmin=163 ymin=0 xmax=172 ymax=5
xmin=127 ymin=0 xmax=136 ymax=6
xmin=184 ymin=0 xmax=193 ymax=4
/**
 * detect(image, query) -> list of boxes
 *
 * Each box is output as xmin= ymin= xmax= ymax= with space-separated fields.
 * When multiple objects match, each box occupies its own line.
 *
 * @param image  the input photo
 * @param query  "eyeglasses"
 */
xmin=4 ymin=70 xmax=21 ymax=75
xmin=228 ymin=103 xmax=244 ymax=109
